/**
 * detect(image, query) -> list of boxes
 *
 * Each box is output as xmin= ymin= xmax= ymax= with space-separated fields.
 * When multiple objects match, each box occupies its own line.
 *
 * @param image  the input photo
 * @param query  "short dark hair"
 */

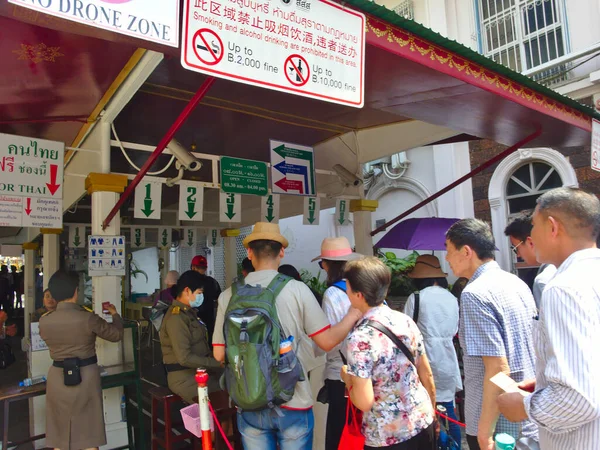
xmin=241 ymin=257 xmax=254 ymax=274
xmin=446 ymin=218 xmax=496 ymax=260
xmin=537 ymin=187 xmax=600 ymax=240
xmin=278 ymin=264 xmax=301 ymax=281
xmin=48 ymin=271 xmax=79 ymax=302
xmin=344 ymin=257 xmax=391 ymax=307
xmin=413 ymin=277 xmax=449 ymax=291
xmin=248 ymin=240 xmax=283 ymax=260
xmin=323 ymin=260 xmax=347 ymax=286
xmin=172 ymin=270 xmax=204 ymax=299
xmin=504 ymin=210 xmax=533 ymax=241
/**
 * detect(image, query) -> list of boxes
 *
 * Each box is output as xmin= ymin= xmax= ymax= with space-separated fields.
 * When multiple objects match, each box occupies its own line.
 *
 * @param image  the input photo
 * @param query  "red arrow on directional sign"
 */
xmin=25 ymin=198 xmax=32 ymax=216
xmin=46 ymin=164 xmax=60 ymax=196
xmin=275 ymin=178 xmax=304 ymax=194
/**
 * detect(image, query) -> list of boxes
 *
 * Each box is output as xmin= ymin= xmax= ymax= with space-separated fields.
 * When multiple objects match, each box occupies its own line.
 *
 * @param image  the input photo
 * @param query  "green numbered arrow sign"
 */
xmin=158 ymin=227 xmax=171 ymax=248
xmin=303 ymin=197 xmax=320 ymax=226
xmin=220 ymin=192 xmax=241 ymax=222
xmin=261 ymin=194 xmax=280 ymax=223
xmin=207 ymin=229 xmax=220 ymax=247
xmin=336 ymin=199 xmax=349 ymax=226
xmin=135 ymin=179 xmax=162 ymax=220
xmin=179 ymin=182 xmax=204 ymax=221
xmin=182 ymin=228 xmax=195 ymax=248
xmin=132 ymin=228 xmax=145 ymax=248
xmin=70 ymin=225 xmax=85 ymax=248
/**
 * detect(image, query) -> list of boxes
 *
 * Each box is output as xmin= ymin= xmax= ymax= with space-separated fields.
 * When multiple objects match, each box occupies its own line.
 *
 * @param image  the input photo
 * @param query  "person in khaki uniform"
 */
xmin=160 ymin=270 xmax=223 ymax=403
xmin=40 ymin=271 xmax=123 ymax=450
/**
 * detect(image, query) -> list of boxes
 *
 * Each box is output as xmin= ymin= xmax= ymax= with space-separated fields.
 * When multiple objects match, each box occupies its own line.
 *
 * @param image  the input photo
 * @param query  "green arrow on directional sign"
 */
xmin=338 ymin=200 xmax=347 ymax=225
xmin=225 ymin=194 xmax=236 ymax=220
xmin=272 ymin=144 xmax=315 ymax=194
xmin=187 ymin=230 xmax=194 ymax=246
xmin=161 ymin=229 xmax=169 ymax=247
xmin=134 ymin=229 xmax=142 ymax=247
xmin=141 ymin=183 xmax=154 ymax=217
xmin=211 ymin=230 xmax=218 ymax=246
xmin=73 ymin=227 xmax=81 ymax=247
xmin=308 ymin=198 xmax=316 ymax=224
xmin=265 ymin=195 xmax=274 ymax=222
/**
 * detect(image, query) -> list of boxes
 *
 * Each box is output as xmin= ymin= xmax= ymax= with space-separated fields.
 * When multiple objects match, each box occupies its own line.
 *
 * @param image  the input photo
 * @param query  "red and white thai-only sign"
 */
xmin=181 ymin=0 xmax=365 ymax=107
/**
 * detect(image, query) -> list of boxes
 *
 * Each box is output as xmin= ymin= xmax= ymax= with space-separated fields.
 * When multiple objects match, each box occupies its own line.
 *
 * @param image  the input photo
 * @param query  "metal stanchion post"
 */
xmin=196 ymin=369 xmax=213 ymax=450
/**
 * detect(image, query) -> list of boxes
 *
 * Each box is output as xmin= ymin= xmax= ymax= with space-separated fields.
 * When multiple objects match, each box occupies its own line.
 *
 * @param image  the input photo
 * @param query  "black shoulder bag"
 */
xmin=413 ymin=292 xmax=420 ymax=324
xmin=365 ymin=320 xmax=415 ymax=366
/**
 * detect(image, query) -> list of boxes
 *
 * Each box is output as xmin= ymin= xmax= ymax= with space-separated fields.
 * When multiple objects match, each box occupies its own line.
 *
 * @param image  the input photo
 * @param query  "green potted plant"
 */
xmin=377 ymin=250 xmax=419 ymax=310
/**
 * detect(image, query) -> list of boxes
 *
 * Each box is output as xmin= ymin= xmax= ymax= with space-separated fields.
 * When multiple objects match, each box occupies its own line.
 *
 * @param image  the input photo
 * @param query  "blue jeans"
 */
xmin=438 ymin=401 xmax=461 ymax=450
xmin=237 ymin=408 xmax=314 ymax=450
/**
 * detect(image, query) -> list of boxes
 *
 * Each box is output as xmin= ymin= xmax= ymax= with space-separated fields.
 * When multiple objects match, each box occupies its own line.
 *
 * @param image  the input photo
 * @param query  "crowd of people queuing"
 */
xmin=34 ymin=186 xmax=600 ymax=450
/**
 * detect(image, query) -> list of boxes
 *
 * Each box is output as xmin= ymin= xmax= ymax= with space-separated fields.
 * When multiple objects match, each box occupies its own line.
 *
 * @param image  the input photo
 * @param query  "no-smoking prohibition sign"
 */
xmin=284 ymin=55 xmax=310 ymax=87
xmin=193 ymin=29 xmax=223 ymax=66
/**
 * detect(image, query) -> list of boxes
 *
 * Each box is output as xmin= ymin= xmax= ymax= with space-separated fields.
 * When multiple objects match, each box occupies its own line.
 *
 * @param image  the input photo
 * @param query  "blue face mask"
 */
xmin=190 ymin=293 xmax=204 ymax=308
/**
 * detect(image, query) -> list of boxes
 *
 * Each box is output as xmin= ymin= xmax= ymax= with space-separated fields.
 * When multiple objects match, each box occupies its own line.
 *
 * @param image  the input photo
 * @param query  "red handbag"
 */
xmin=338 ymin=395 xmax=365 ymax=449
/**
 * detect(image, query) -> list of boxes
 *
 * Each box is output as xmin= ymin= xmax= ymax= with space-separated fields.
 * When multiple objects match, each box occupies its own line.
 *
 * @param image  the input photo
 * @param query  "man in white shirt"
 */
xmin=504 ymin=211 xmax=556 ymax=308
xmin=498 ymin=187 xmax=600 ymax=450
xmin=213 ymin=222 xmax=361 ymax=450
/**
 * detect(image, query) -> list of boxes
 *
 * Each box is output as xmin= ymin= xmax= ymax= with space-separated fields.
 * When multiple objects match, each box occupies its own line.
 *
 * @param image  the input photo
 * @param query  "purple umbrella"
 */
xmin=375 ymin=217 xmax=460 ymax=251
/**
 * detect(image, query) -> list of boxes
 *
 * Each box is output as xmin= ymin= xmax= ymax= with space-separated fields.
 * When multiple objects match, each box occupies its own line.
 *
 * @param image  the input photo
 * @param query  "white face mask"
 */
xmin=190 ymin=292 xmax=204 ymax=308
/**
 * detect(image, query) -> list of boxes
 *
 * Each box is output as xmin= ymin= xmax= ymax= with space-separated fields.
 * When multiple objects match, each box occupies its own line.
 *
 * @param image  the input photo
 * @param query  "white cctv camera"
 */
xmin=333 ymin=164 xmax=362 ymax=187
xmin=167 ymin=139 xmax=202 ymax=172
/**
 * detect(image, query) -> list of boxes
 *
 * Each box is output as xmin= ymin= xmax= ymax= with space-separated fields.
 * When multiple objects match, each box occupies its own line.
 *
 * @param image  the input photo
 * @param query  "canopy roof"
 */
xmin=0 ymin=0 xmax=597 ymax=236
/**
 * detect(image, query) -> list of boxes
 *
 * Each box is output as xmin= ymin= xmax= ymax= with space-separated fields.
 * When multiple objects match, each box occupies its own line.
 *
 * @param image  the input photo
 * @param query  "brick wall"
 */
xmin=469 ymin=140 xmax=600 ymax=222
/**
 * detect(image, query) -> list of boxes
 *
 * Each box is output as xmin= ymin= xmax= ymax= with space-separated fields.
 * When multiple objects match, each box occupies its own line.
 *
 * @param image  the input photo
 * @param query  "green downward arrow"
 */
xmin=211 ymin=237 xmax=217 ymax=246
xmin=161 ymin=229 xmax=168 ymax=247
xmin=141 ymin=185 xmax=154 ymax=217
xmin=73 ymin=227 xmax=81 ymax=247
xmin=211 ymin=230 xmax=217 ymax=246
xmin=187 ymin=231 xmax=194 ymax=246
xmin=225 ymin=203 xmax=236 ymax=220
xmin=338 ymin=201 xmax=346 ymax=225
xmin=266 ymin=206 xmax=274 ymax=222
xmin=308 ymin=209 xmax=316 ymax=224
xmin=185 ymin=201 xmax=197 ymax=219
xmin=134 ymin=236 xmax=141 ymax=247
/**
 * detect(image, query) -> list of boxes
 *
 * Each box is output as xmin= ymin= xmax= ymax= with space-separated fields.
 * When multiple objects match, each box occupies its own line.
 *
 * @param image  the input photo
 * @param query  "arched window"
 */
xmin=506 ymin=162 xmax=563 ymax=214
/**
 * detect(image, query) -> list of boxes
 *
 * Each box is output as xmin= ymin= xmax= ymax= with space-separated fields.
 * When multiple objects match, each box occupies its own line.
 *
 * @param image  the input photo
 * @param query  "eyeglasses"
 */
xmin=511 ymin=240 xmax=524 ymax=255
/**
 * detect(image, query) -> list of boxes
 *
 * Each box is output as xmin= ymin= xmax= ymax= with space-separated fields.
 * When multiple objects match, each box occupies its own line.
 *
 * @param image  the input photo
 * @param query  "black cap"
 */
xmin=172 ymin=270 xmax=205 ymax=298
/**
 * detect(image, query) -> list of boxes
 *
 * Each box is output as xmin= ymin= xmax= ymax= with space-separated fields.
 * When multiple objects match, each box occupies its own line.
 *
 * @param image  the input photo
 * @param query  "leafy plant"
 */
xmin=130 ymin=259 xmax=148 ymax=283
xmin=300 ymin=269 xmax=327 ymax=297
xmin=378 ymin=250 xmax=419 ymax=296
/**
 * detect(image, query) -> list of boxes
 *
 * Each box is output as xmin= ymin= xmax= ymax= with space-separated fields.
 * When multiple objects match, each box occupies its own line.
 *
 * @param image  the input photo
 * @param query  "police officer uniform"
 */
xmin=160 ymin=299 xmax=222 ymax=403
xmin=40 ymin=302 xmax=123 ymax=450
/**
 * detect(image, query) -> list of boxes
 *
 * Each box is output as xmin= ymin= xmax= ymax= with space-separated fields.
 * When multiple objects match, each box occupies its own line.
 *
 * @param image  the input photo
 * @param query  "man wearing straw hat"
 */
xmin=213 ymin=222 xmax=363 ymax=450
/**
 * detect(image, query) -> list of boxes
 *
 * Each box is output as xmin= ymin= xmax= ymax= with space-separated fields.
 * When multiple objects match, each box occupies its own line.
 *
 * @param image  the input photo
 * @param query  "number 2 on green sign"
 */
xmin=187 ymin=186 xmax=197 ymax=203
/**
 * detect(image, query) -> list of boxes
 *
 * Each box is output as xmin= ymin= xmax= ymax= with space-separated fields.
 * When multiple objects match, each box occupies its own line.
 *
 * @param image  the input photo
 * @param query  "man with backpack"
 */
xmin=212 ymin=222 xmax=362 ymax=450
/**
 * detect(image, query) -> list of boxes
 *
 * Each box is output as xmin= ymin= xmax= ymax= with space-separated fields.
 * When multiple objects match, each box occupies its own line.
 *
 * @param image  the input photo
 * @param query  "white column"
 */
xmin=353 ymin=210 xmax=374 ymax=256
xmin=42 ymin=232 xmax=60 ymax=289
xmin=22 ymin=245 xmax=37 ymax=340
xmin=223 ymin=231 xmax=239 ymax=289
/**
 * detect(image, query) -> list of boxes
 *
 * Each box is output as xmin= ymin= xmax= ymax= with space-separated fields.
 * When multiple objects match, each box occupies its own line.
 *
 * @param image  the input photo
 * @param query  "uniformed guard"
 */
xmin=160 ymin=270 xmax=223 ymax=403
xmin=40 ymin=271 xmax=124 ymax=450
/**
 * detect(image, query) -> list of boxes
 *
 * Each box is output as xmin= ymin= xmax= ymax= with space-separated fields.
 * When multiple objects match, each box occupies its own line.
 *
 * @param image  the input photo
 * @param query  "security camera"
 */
xmin=333 ymin=164 xmax=362 ymax=187
xmin=167 ymin=139 xmax=202 ymax=172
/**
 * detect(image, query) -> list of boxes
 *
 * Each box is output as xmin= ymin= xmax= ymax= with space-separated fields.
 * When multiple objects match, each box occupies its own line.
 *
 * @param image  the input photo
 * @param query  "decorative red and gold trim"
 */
xmin=365 ymin=16 xmax=592 ymax=132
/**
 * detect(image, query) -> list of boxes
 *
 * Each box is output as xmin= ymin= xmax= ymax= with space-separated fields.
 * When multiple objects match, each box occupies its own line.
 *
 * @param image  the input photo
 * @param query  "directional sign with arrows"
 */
xmin=181 ymin=227 xmax=196 ymax=248
xmin=207 ymin=228 xmax=221 ymax=247
xmin=69 ymin=225 xmax=86 ymax=248
xmin=0 ymin=133 xmax=64 ymax=228
xmin=261 ymin=194 xmax=280 ymax=223
xmin=270 ymin=140 xmax=315 ymax=197
xmin=158 ymin=227 xmax=172 ymax=249
xmin=134 ymin=178 xmax=162 ymax=220
xmin=178 ymin=182 xmax=204 ymax=222
xmin=219 ymin=192 xmax=241 ymax=223
xmin=303 ymin=197 xmax=320 ymax=226
xmin=131 ymin=228 xmax=146 ymax=249
xmin=336 ymin=199 xmax=350 ymax=226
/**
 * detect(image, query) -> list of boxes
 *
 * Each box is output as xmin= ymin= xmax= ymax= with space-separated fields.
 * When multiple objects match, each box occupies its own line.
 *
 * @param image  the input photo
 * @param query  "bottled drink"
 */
xmin=121 ymin=395 xmax=127 ymax=422
xmin=279 ymin=336 xmax=294 ymax=355
xmin=19 ymin=375 xmax=46 ymax=387
xmin=495 ymin=433 xmax=516 ymax=450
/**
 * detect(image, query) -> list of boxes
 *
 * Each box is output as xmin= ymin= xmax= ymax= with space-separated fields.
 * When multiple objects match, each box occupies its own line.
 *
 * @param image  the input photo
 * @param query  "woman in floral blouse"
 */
xmin=340 ymin=257 xmax=437 ymax=450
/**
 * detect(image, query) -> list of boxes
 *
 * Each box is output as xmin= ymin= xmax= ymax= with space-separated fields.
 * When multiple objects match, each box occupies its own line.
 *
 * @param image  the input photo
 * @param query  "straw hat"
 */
xmin=243 ymin=222 xmax=289 ymax=249
xmin=311 ymin=237 xmax=361 ymax=262
xmin=407 ymin=254 xmax=447 ymax=279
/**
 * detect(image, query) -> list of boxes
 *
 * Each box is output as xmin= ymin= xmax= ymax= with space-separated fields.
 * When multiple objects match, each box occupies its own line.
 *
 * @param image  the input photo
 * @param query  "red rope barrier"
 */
xmin=436 ymin=410 xmax=466 ymax=428
xmin=208 ymin=401 xmax=234 ymax=450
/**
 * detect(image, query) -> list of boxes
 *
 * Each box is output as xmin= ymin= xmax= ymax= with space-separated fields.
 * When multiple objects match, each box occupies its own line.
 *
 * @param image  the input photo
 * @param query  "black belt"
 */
xmin=53 ymin=355 xmax=97 ymax=368
xmin=164 ymin=363 xmax=191 ymax=373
